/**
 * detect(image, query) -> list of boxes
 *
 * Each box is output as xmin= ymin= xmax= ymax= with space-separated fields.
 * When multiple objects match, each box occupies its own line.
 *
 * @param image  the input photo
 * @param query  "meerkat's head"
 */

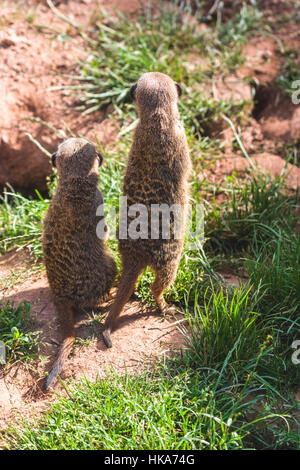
xmin=51 ymin=138 xmax=103 ymax=180
xmin=130 ymin=72 xmax=182 ymax=118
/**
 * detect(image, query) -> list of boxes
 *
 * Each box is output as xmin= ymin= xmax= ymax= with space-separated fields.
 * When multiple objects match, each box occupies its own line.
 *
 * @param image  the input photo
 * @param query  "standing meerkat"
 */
xmin=43 ymin=138 xmax=116 ymax=390
xmin=102 ymin=72 xmax=192 ymax=348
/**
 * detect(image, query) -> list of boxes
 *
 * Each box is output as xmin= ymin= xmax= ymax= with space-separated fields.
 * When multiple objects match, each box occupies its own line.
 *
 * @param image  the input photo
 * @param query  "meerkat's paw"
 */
xmin=102 ymin=328 xmax=113 ymax=348
xmin=156 ymin=299 xmax=179 ymax=316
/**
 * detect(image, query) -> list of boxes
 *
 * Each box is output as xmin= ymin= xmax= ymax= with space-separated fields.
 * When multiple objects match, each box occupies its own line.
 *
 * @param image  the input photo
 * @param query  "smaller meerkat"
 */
xmin=43 ymin=138 xmax=116 ymax=390
xmin=102 ymin=72 xmax=192 ymax=348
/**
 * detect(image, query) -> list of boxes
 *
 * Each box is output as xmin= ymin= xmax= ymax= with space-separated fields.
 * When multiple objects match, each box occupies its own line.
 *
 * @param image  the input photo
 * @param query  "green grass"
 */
xmin=285 ymin=140 xmax=300 ymax=167
xmin=276 ymin=47 xmax=300 ymax=96
xmin=67 ymin=1 xmax=261 ymax=140
xmin=184 ymin=285 xmax=261 ymax=366
xmin=216 ymin=3 xmax=263 ymax=46
xmin=77 ymin=6 xmax=203 ymax=112
xmin=248 ymin=232 xmax=300 ymax=312
xmin=2 ymin=371 xmax=245 ymax=450
xmin=247 ymin=229 xmax=300 ymax=385
xmin=3 ymin=168 xmax=298 ymax=450
xmin=0 ymin=301 xmax=40 ymax=365
xmin=3 ymin=276 xmax=298 ymax=449
xmin=0 ymin=0 xmax=299 ymax=451
xmin=203 ymin=174 xmax=298 ymax=252
xmin=0 ymin=189 xmax=49 ymax=259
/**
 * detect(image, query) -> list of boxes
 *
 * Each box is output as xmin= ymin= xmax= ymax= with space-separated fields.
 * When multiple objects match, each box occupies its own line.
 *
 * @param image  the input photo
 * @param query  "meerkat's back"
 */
xmin=102 ymin=72 xmax=191 ymax=348
xmin=43 ymin=138 xmax=116 ymax=389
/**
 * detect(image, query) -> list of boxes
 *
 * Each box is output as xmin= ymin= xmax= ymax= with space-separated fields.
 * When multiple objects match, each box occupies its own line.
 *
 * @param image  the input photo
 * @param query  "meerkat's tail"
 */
xmin=43 ymin=302 xmax=75 ymax=391
xmin=43 ymin=336 xmax=74 ymax=390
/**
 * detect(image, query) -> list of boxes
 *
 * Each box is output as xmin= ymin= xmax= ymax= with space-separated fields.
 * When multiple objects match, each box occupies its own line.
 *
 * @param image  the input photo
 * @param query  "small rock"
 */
xmin=0 ymin=38 xmax=15 ymax=48
xmin=201 ymin=153 xmax=300 ymax=190
xmin=252 ymin=153 xmax=300 ymax=189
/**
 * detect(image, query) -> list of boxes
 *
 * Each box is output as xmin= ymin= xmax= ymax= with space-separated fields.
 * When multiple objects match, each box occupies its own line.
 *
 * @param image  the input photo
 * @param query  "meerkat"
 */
xmin=43 ymin=138 xmax=116 ymax=390
xmin=102 ymin=72 xmax=192 ymax=348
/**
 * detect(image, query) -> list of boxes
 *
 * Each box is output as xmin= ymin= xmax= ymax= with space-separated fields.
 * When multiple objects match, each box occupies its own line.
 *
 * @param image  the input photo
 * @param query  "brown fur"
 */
xmin=102 ymin=72 xmax=192 ymax=348
xmin=43 ymin=138 xmax=116 ymax=389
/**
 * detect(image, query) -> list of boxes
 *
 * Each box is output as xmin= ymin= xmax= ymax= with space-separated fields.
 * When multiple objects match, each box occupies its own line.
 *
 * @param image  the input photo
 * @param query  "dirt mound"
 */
xmin=0 ymin=0 xmax=122 ymax=195
xmin=202 ymin=152 xmax=300 ymax=189
xmin=239 ymin=36 xmax=281 ymax=85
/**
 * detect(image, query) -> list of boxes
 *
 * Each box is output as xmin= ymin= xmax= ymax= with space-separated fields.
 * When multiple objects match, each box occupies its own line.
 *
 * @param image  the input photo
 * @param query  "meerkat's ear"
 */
xmin=51 ymin=152 xmax=57 ymax=168
xmin=175 ymin=82 xmax=182 ymax=98
xmin=96 ymin=152 xmax=103 ymax=166
xmin=130 ymin=83 xmax=137 ymax=100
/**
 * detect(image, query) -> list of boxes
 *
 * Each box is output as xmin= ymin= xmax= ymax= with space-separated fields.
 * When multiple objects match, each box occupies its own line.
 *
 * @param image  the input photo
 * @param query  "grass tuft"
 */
xmin=0 ymin=301 xmax=40 ymax=364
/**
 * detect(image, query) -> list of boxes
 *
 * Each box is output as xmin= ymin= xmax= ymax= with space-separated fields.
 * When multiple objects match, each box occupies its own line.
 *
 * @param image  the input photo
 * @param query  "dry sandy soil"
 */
xmin=0 ymin=249 xmax=185 ymax=428
xmin=0 ymin=0 xmax=299 ymax=431
xmin=0 ymin=0 xmax=141 ymax=194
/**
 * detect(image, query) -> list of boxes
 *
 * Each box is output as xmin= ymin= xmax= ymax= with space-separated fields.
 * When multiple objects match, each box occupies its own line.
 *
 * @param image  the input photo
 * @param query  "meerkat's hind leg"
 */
xmin=151 ymin=262 xmax=179 ymax=315
xmin=102 ymin=263 xmax=143 ymax=348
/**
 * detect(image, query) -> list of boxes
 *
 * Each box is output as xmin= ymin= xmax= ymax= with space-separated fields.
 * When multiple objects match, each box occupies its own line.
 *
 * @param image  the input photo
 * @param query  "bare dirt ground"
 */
xmin=0 ymin=251 xmax=184 ymax=428
xmin=0 ymin=0 xmax=299 ymax=431
xmin=0 ymin=0 xmax=140 ymax=194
